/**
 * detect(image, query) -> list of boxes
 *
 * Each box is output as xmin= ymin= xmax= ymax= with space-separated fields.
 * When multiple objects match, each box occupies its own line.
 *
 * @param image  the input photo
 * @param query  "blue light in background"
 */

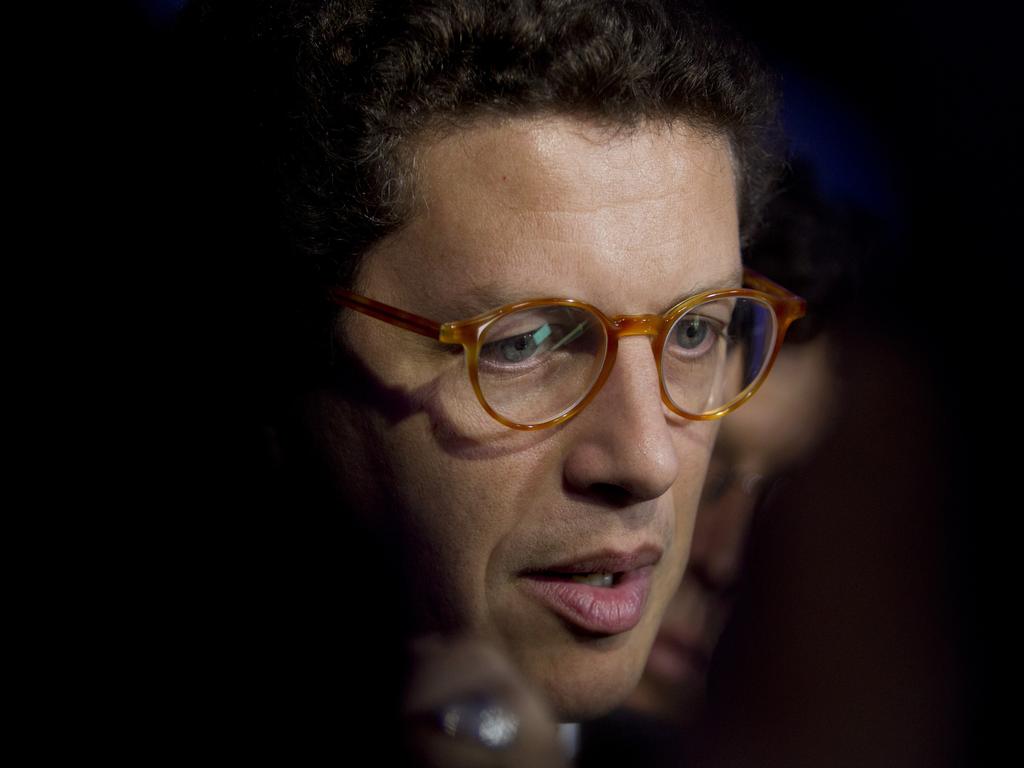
xmin=135 ymin=0 xmax=187 ymax=26
xmin=779 ymin=66 xmax=902 ymax=226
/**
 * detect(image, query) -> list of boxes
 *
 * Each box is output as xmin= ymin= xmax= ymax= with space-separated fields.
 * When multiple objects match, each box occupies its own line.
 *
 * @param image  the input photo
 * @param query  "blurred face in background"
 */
xmin=303 ymin=116 xmax=743 ymax=720
xmin=628 ymin=334 xmax=836 ymax=721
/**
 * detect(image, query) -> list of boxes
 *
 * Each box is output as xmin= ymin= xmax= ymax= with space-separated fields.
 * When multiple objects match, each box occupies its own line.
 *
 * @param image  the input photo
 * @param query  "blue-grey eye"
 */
xmin=484 ymin=321 xmax=554 ymax=364
xmin=674 ymin=316 xmax=711 ymax=350
xmin=496 ymin=329 xmax=543 ymax=362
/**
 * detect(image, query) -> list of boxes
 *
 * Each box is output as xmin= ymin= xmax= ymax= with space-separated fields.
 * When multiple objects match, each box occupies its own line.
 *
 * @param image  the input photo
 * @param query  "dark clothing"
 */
xmin=577 ymin=709 xmax=686 ymax=768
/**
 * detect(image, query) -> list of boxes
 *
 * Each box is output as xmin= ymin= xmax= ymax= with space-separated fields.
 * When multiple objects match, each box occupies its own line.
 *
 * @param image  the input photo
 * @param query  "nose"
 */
xmin=561 ymin=338 xmax=680 ymax=503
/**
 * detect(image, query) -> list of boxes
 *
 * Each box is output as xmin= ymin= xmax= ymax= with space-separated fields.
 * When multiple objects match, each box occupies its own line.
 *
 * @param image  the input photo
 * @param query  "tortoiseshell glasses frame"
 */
xmin=328 ymin=267 xmax=806 ymax=431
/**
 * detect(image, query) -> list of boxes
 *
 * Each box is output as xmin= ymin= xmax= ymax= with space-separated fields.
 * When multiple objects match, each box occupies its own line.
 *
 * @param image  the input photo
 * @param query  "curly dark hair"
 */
xmin=172 ymin=0 xmax=781 ymax=391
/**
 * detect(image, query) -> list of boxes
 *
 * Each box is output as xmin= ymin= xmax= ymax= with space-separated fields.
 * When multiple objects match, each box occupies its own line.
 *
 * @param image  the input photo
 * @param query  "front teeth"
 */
xmin=570 ymin=572 xmax=615 ymax=587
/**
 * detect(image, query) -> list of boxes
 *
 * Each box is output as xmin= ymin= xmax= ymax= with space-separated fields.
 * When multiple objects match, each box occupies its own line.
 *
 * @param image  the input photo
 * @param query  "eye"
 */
xmin=495 ymin=325 xmax=547 ymax=363
xmin=665 ymin=312 xmax=727 ymax=362
xmin=478 ymin=309 xmax=594 ymax=372
xmin=672 ymin=316 xmax=715 ymax=352
xmin=481 ymin=322 xmax=552 ymax=366
xmin=478 ymin=303 xmax=600 ymax=379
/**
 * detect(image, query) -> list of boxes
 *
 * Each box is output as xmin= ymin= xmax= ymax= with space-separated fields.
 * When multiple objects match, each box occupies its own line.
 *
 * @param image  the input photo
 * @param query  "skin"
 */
xmin=628 ymin=334 xmax=836 ymax=722
xmin=302 ymin=115 xmax=742 ymax=721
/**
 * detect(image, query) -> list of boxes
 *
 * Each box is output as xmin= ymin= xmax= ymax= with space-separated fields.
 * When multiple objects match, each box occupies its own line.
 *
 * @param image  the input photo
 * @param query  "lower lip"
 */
xmin=519 ymin=566 xmax=654 ymax=635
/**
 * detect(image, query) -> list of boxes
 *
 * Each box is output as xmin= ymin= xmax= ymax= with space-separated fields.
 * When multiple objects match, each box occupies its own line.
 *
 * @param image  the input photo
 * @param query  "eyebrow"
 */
xmin=665 ymin=265 xmax=745 ymax=307
xmin=440 ymin=284 xmax=516 ymax=321
xmin=440 ymin=264 xmax=745 ymax=321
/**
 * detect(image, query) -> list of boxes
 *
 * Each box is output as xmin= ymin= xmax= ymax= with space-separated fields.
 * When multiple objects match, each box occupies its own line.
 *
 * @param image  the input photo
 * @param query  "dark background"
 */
xmin=94 ymin=1 xmax=1010 ymax=763
xmin=703 ymin=3 xmax=1010 ymax=767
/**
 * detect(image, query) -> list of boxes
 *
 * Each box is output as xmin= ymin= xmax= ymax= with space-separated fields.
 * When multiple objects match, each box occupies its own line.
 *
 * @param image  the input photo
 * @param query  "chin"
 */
xmin=548 ymin=684 xmax=639 ymax=722
xmin=513 ymin=631 xmax=652 ymax=722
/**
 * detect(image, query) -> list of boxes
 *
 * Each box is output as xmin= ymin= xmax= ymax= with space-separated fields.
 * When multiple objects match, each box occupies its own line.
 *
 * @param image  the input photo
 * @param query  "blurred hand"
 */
xmin=403 ymin=635 xmax=569 ymax=768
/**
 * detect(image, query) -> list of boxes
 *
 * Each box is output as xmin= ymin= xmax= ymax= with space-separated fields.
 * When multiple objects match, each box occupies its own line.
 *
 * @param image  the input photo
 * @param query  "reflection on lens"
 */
xmin=662 ymin=297 xmax=776 ymax=415
xmin=477 ymin=305 xmax=607 ymax=426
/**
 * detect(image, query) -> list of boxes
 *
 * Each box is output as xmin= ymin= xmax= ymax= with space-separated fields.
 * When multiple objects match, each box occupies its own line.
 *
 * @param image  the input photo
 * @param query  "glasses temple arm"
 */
xmin=742 ymin=266 xmax=807 ymax=318
xmin=328 ymin=288 xmax=442 ymax=339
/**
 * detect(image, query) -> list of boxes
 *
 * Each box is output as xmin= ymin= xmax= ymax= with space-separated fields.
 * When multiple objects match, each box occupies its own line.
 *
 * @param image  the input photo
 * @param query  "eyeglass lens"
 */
xmin=661 ymin=297 xmax=776 ymax=416
xmin=477 ymin=305 xmax=608 ymax=426
xmin=475 ymin=297 xmax=777 ymax=426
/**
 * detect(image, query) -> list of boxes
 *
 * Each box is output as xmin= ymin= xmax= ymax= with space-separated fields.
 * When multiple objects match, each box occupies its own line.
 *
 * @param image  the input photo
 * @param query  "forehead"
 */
xmin=362 ymin=116 xmax=741 ymax=315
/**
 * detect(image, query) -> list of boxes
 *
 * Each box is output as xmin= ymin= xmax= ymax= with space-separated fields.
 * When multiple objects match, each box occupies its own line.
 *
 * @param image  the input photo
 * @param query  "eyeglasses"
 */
xmin=328 ymin=268 xmax=806 ymax=431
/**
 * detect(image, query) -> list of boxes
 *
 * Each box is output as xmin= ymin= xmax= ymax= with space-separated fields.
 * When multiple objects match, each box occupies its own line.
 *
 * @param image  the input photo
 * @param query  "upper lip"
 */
xmin=523 ymin=545 xmax=663 ymax=575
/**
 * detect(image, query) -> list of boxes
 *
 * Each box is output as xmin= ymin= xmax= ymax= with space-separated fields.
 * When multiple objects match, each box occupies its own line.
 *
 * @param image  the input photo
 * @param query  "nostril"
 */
xmin=585 ymin=481 xmax=643 ymax=508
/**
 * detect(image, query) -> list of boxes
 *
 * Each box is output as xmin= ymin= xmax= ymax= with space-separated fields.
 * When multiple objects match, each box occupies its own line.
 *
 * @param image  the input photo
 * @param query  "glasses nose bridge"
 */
xmin=610 ymin=313 xmax=663 ymax=339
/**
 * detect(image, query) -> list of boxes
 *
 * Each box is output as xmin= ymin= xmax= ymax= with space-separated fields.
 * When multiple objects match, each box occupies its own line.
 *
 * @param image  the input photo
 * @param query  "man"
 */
xmin=173 ymin=1 xmax=800 ymax=763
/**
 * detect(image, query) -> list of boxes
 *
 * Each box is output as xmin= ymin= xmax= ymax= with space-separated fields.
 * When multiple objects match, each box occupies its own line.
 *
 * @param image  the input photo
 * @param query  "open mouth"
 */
xmin=517 ymin=547 xmax=662 ymax=634
xmin=534 ymin=571 xmax=622 ymax=587
xmin=519 ymin=566 xmax=655 ymax=634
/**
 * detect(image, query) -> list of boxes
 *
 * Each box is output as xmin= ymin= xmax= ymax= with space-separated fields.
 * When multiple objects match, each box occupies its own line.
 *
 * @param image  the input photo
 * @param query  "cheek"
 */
xmin=314 ymin=334 xmax=562 ymax=633
xmin=373 ymin=413 xmax=555 ymax=634
xmin=299 ymin=388 xmax=485 ymax=629
xmin=674 ymin=419 xmax=719 ymax=504
xmin=658 ymin=422 xmax=720 ymax=592
xmin=380 ymin=424 xmax=488 ymax=629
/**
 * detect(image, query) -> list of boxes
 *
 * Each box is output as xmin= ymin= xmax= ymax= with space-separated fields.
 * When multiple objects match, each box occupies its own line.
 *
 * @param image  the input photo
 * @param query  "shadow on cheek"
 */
xmin=327 ymin=349 xmax=553 ymax=461
xmin=326 ymin=346 xmax=422 ymax=424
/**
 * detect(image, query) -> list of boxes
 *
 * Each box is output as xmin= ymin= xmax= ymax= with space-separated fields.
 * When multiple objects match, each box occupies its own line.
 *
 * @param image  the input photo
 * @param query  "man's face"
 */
xmin=304 ymin=116 xmax=741 ymax=720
